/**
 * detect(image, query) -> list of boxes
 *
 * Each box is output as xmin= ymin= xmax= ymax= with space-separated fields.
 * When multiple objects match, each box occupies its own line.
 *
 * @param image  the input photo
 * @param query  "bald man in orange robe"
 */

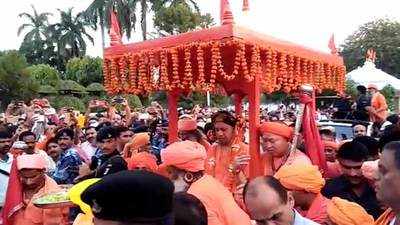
xmin=274 ymin=164 xmax=329 ymax=224
xmin=259 ymin=122 xmax=312 ymax=175
xmin=161 ymin=141 xmax=252 ymax=225
xmin=367 ymin=84 xmax=388 ymax=123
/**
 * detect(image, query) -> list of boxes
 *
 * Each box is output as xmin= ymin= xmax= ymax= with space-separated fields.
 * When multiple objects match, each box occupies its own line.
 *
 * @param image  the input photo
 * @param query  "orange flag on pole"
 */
xmin=328 ymin=34 xmax=338 ymax=55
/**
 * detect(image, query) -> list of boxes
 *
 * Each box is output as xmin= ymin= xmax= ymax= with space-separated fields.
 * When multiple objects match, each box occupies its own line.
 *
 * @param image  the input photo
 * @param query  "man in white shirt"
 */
xmin=244 ymin=176 xmax=320 ymax=225
xmin=18 ymin=131 xmax=55 ymax=172
xmin=0 ymin=130 xmax=13 ymax=210
xmin=80 ymin=126 xmax=98 ymax=160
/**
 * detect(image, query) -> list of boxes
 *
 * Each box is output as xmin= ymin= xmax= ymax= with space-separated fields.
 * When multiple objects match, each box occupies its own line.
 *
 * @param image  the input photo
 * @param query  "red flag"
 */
xmin=243 ymin=0 xmax=250 ymax=11
xmin=1 ymin=158 xmax=23 ymax=225
xmin=328 ymin=34 xmax=338 ymax=55
xmin=300 ymin=91 xmax=328 ymax=174
xmin=109 ymin=10 xmax=122 ymax=46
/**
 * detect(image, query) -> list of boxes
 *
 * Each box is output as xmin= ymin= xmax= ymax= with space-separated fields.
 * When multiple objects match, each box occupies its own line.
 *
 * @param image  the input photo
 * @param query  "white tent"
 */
xmin=346 ymin=59 xmax=400 ymax=90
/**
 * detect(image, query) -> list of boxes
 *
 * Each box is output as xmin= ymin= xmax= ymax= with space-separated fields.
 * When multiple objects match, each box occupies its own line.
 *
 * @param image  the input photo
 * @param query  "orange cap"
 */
xmin=129 ymin=152 xmax=158 ymax=172
xmin=178 ymin=118 xmax=197 ymax=132
xmin=259 ymin=122 xmax=293 ymax=140
xmin=160 ymin=141 xmax=206 ymax=172
xmin=17 ymin=154 xmax=46 ymax=170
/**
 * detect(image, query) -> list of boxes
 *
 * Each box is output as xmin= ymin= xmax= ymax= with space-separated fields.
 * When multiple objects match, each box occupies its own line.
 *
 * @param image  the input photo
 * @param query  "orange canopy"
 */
xmin=103 ymin=25 xmax=345 ymax=96
xmin=103 ymin=4 xmax=346 ymax=178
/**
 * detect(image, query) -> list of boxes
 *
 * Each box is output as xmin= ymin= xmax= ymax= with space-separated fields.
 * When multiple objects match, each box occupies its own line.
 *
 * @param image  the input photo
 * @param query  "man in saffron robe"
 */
xmin=206 ymin=111 xmax=250 ymax=192
xmin=367 ymin=84 xmax=388 ymax=123
xmin=274 ymin=164 xmax=329 ymax=224
xmin=161 ymin=140 xmax=252 ymax=225
xmin=327 ymin=197 xmax=374 ymax=225
xmin=259 ymin=122 xmax=312 ymax=175
xmin=11 ymin=154 xmax=68 ymax=225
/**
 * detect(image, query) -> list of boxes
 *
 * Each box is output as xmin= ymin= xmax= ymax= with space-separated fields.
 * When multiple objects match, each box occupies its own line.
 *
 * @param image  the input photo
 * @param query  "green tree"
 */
xmin=17 ymin=6 xmax=57 ymax=67
xmin=154 ymin=2 xmax=214 ymax=35
xmin=26 ymin=64 xmax=60 ymax=87
xmin=17 ymin=5 xmax=52 ymax=43
xmin=49 ymin=8 xmax=94 ymax=70
xmin=341 ymin=19 xmax=400 ymax=77
xmin=0 ymin=51 xmax=39 ymax=108
xmin=381 ymin=84 xmax=396 ymax=111
xmin=65 ymin=56 xmax=103 ymax=86
xmin=84 ymin=0 xmax=137 ymax=48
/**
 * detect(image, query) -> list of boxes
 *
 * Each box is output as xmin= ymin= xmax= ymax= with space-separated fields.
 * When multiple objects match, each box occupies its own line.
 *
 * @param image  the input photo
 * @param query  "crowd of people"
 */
xmin=0 ymin=82 xmax=399 ymax=225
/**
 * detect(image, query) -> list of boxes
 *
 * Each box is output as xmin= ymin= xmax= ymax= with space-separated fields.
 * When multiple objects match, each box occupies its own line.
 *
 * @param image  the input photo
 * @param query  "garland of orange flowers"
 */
xmin=118 ymin=55 xmax=128 ymax=93
xmin=170 ymin=48 xmax=182 ymax=89
xmin=103 ymin=59 xmax=111 ymax=93
xmin=103 ymin=39 xmax=346 ymax=95
xmin=128 ymin=54 xmax=138 ymax=94
xmin=148 ymin=51 xmax=158 ymax=91
xmin=110 ymin=58 xmax=120 ymax=94
xmin=159 ymin=50 xmax=171 ymax=91
xmin=183 ymin=45 xmax=194 ymax=90
xmin=196 ymin=43 xmax=206 ymax=90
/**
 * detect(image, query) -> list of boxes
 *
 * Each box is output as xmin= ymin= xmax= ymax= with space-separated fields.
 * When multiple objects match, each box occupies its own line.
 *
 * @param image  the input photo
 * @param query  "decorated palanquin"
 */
xmin=102 ymin=0 xmax=346 ymax=177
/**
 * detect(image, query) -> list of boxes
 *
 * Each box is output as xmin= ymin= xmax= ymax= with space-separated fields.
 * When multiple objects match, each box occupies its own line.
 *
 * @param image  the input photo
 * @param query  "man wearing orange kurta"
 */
xmin=12 ymin=154 xmax=68 ymax=225
xmin=160 ymin=140 xmax=252 ymax=225
xmin=259 ymin=122 xmax=312 ymax=175
xmin=367 ymin=84 xmax=388 ymax=123
xmin=327 ymin=197 xmax=374 ymax=225
xmin=206 ymin=111 xmax=250 ymax=193
xmin=274 ymin=164 xmax=329 ymax=224
xmin=178 ymin=116 xmax=212 ymax=152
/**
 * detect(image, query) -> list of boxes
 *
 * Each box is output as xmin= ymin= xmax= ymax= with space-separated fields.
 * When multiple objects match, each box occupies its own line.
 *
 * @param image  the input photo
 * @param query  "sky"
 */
xmin=1 ymin=0 xmax=400 ymax=58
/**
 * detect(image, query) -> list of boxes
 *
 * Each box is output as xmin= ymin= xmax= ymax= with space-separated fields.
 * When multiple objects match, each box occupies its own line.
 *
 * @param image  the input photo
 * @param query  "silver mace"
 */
xmin=290 ymin=84 xmax=314 ymax=152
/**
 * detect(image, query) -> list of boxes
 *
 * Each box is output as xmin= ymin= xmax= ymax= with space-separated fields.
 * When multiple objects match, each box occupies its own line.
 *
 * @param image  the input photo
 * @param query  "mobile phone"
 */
xmin=114 ymin=97 xmax=124 ymax=104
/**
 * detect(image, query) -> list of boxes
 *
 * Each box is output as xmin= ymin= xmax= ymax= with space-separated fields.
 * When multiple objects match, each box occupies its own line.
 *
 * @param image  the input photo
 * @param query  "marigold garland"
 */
xmin=103 ymin=39 xmax=346 ymax=95
xmin=196 ymin=43 xmax=206 ymax=90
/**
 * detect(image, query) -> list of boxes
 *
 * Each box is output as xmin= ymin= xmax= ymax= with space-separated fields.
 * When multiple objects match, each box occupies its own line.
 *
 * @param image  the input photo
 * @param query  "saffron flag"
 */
xmin=300 ymin=91 xmax=328 ymax=175
xmin=109 ymin=10 xmax=122 ymax=46
xmin=328 ymin=34 xmax=338 ymax=55
xmin=1 ymin=158 xmax=23 ymax=225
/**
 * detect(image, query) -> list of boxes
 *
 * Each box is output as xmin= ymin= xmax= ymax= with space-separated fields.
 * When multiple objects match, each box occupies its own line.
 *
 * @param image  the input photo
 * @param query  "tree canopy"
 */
xmin=65 ymin=56 xmax=103 ymax=86
xmin=341 ymin=18 xmax=400 ymax=77
xmin=0 ymin=51 xmax=39 ymax=107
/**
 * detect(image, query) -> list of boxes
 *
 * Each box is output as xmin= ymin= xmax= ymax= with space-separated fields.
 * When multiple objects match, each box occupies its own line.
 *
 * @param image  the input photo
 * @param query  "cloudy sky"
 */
xmin=1 ymin=0 xmax=400 ymax=57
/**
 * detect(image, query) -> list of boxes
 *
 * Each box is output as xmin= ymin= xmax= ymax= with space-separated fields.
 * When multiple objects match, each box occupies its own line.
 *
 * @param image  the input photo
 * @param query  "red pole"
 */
xmin=168 ymin=91 xmax=179 ymax=143
xmin=248 ymin=77 xmax=261 ymax=178
xmin=234 ymin=93 xmax=243 ymax=117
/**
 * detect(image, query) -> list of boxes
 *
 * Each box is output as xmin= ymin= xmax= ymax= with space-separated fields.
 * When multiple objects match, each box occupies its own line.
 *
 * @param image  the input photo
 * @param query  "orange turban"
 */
xmin=160 ymin=141 xmax=206 ymax=172
xmin=124 ymin=133 xmax=150 ymax=157
xmin=17 ymin=154 xmax=46 ymax=170
xmin=178 ymin=118 xmax=197 ymax=132
xmin=323 ymin=141 xmax=339 ymax=151
xmin=274 ymin=164 xmax=325 ymax=193
xmin=327 ymin=197 xmax=374 ymax=225
xmin=259 ymin=122 xmax=293 ymax=140
xmin=128 ymin=152 xmax=158 ymax=172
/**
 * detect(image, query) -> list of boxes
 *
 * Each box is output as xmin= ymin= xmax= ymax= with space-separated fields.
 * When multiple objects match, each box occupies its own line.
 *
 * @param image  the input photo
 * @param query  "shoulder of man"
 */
xmin=321 ymin=176 xmax=348 ymax=198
